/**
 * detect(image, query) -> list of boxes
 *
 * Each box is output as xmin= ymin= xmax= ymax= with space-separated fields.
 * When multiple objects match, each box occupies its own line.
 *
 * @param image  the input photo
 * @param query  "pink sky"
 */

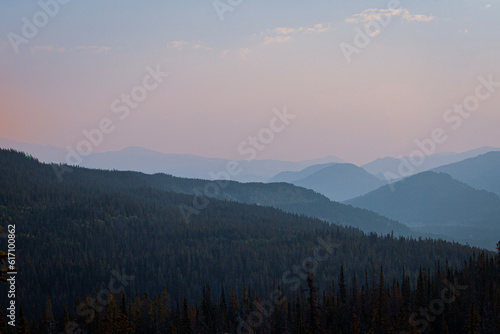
xmin=1 ymin=1 xmax=499 ymax=165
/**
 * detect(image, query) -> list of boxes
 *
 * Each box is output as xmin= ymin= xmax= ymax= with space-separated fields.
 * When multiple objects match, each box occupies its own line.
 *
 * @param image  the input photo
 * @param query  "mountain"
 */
xmin=291 ymin=163 xmax=385 ymax=202
xmin=0 ymin=138 xmax=343 ymax=183
xmin=2 ymin=148 xmax=410 ymax=236
xmin=346 ymin=171 xmax=500 ymax=249
xmin=433 ymin=151 xmax=500 ymax=198
xmin=294 ymin=155 xmax=345 ymax=166
xmin=0 ymin=149 xmax=486 ymax=325
xmin=362 ymin=146 xmax=500 ymax=180
xmin=267 ymin=162 xmax=337 ymax=183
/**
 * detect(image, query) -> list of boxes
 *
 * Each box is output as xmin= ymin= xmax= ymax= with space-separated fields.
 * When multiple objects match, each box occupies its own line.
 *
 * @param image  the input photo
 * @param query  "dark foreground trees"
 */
xmin=14 ymin=249 xmax=500 ymax=334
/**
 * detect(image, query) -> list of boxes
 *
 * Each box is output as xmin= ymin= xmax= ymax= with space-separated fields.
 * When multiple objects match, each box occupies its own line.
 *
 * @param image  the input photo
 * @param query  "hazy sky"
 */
xmin=1 ymin=0 xmax=499 ymax=164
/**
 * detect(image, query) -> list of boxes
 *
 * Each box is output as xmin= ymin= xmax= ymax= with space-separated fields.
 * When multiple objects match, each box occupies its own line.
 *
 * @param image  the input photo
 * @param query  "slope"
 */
xmin=346 ymin=171 xmax=500 ymax=249
xmin=433 ymin=151 xmax=500 ymax=198
xmin=293 ymin=163 xmax=385 ymax=202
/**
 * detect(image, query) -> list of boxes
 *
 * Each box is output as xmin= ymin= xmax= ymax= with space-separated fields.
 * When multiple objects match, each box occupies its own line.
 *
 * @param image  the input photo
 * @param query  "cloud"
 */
xmin=193 ymin=44 xmax=213 ymax=51
xmin=345 ymin=8 xmax=434 ymax=24
xmin=485 ymin=4 xmax=492 ymax=9
xmin=263 ymin=36 xmax=292 ymax=45
xmin=169 ymin=40 xmax=189 ymax=49
xmin=218 ymin=48 xmax=250 ymax=61
xmin=262 ymin=23 xmax=332 ymax=45
xmin=220 ymin=50 xmax=230 ymax=59
xmin=402 ymin=12 xmax=435 ymax=22
xmin=168 ymin=40 xmax=213 ymax=51
xmin=273 ymin=27 xmax=297 ymax=35
xmin=74 ymin=45 xmax=111 ymax=54
xmin=238 ymin=48 xmax=250 ymax=61
xmin=304 ymin=24 xmax=331 ymax=33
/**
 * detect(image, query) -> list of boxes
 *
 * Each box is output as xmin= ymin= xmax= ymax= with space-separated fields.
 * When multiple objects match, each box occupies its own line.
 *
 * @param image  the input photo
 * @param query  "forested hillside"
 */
xmin=0 ymin=149 xmax=498 ymax=333
xmin=30 ymin=150 xmax=412 ymax=236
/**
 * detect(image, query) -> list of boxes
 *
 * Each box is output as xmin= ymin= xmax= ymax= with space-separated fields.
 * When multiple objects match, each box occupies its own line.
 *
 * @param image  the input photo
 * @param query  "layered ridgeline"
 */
xmin=0 ymin=138 xmax=345 ymax=183
xmin=0 ymin=149 xmax=487 ymax=323
xmin=361 ymin=146 xmax=500 ymax=180
xmin=346 ymin=171 xmax=500 ymax=250
xmin=267 ymin=162 xmax=337 ymax=183
xmin=279 ymin=163 xmax=385 ymax=202
xmin=433 ymin=151 xmax=500 ymax=198
xmin=45 ymin=152 xmax=411 ymax=236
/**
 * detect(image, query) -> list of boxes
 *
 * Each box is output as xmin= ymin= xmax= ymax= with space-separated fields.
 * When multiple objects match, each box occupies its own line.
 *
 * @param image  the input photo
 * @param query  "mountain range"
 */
xmin=361 ymin=146 xmax=500 ymax=180
xmin=433 ymin=151 xmax=500 ymax=198
xmin=270 ymin=163 xmax=385 ymax=202
xmin=3 ymin=140 xmax=500 ymax=249
xmin=346 ymin=171 xmax=500 ymax=250
xmin=0 ymin=138 xmax=343 ymax=182
xmin=0 ymin=148 xmax=488 ymax=327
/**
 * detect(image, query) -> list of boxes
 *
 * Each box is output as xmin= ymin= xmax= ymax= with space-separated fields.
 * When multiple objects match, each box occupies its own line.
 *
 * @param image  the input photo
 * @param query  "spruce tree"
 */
xmin=16 ymin=307 xmax=29 ymax=334
xmin=180 ymin=296 xmax=192 ymax=334
xmin=0 ymin=307 xmax=7 ymax=334
xmin=464 ymin=303 xmax=481 ymax=334
xmin=42 ymin=297 xmax=55 ymax=333
xmin=496 ymin=241 xmax=500 ymax=268
xmin=306 ymin=269 xmax=321 ymax=334
xmin=0 ymin=228 xmax=8 ymax=283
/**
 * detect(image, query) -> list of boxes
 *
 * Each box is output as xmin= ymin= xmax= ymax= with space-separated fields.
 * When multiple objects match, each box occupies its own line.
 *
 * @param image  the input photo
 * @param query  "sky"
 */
xmin=1 ymin=0 xmax=500 ymax=165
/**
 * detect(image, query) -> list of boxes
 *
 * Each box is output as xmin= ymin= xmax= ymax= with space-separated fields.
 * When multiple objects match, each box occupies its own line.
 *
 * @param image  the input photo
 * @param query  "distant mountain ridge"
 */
xmin=0 ymin=148 xmax=410 ymax=236
xmin=433 ymin=151 xmax=500 ymax=198
xmin=292 ymin=163 xmax=385 ymax=202
xmin=361 ymin=146 xmax=500 ymax=180
xmin=0 ymin=138 xmax=344 ymax=183
xmin=267 ymin=162 xmax=337 ymax=183
xmin=346 ymin=171 xmax=500 ymax=250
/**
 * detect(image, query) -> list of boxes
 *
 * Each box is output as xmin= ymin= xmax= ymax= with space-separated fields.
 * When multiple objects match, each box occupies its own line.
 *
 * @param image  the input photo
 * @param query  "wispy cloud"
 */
xmin=74 ymin=45 xmax=111 ymax=54
xmin=218 ymin=48 xmax=250 ymax=61
xmin=303 ymin=24 xmax=331 ymax=33
xmin=263 ymin=36 xmax=292 ymax=45
xmin=168 ymin=40 xmax=213 ymax=51
xmin=238 ymin=48 xmax=250 ymax=61
xmin=345 ymin=8 xmax=435 ymax=24
xmin=261 ymin=23 xmax=332 ymax=45
xmin=274 ymin=27 xmax=296 ymax=35
xmin=169 ymin=40 xmax=189 ymax=49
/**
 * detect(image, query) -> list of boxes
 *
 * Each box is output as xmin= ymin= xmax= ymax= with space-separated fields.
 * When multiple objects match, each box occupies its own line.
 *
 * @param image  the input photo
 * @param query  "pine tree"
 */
xmin=0 ymin=228 xmax=8 ymax=283
xmin=16 ymin=307 xmax=29 ymax=334
xmin=56 ymin=306 xmax=70 ymax=334
xmin=338 ymin=265 xmax=347 ymax=306
xmin=496 ymin=241 xmax=500 ymax=269
xmin=350 ymin=307 xmax=360 ymax=334
xmin=217 ymin=285 xmax=228 ymax=334
xmin=293 ymin=293 xmax=306 ymax=334
xmin=0 ymin=307 xmax=7 ymax=334
xmin=99 ymin=292 xmax=119 ymax=334
xmin=371 ymin=266 xmax=387 ymax=334
xmin=42 ymin=296 xmax=55 ymax=333
xmin=306 ymin=269 xmax=321 ymax=334
xmin=464 ymin=303 xmax=481 ymax=334
xmin=228 ymin=288 xmax=240 ymax=330
xmin=116 ymin=292 xmax=132 ymax=334
xmin=180 ymin=296 xmax=192 ymax=334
